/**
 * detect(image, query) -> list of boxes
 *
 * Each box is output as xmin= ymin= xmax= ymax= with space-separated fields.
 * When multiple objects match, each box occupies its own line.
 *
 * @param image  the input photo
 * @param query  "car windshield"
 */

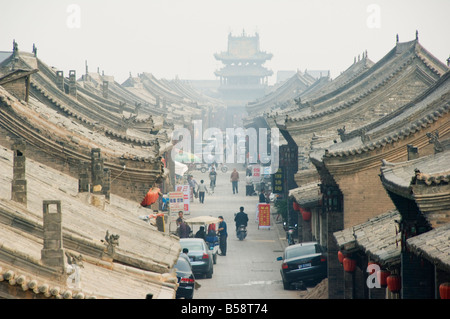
xmin=181 ymin=241 xmax=205 ymax=252
xmin=175 ymin=257 xmax=191 ymax=272
xmin=285 ymin=244 xmax=321 ymax=259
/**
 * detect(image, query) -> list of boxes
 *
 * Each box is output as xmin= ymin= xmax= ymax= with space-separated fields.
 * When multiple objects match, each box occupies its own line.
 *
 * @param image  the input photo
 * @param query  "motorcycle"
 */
xmin=284 ymin=222 xmax=297 ymax=245
xmin=237 ymin=225 xmax=247 ymax=241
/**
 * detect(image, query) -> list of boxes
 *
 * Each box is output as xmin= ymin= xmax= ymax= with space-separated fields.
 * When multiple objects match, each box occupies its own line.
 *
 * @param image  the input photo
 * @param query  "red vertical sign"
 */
xmin=258 ymin=203 xmax=271 ymax=229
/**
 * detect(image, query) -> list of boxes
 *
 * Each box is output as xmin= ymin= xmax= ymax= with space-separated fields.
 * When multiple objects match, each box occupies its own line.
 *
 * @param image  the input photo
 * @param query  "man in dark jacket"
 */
xmin=234 ymin=206 xmax=249 ymax=232
xmin=218 ymin=216 xmax=227 ymax=256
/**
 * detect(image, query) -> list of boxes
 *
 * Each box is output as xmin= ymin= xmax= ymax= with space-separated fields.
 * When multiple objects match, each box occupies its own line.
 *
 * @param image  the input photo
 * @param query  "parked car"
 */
xmin=174 ymin=255 xmax=195 ymax=299
xmin=180 ymin=238 xmax=214 ymax=278
xmin=277 ymin=242 xmax=327 ymax=290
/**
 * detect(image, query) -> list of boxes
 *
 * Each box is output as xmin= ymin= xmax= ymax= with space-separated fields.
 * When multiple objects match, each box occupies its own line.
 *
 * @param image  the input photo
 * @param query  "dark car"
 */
xmin=180 ymin=238 xmax=214 ymax=278
xmin=277 ymin=242 xmax=327 ymax=289
xmin=175 ymin=255 xmax=195 ymax=299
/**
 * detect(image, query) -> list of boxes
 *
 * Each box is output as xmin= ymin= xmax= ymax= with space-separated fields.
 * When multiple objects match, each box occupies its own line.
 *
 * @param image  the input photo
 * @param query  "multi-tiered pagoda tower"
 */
xmin=214 ymin=31 xmax=273 ymax=126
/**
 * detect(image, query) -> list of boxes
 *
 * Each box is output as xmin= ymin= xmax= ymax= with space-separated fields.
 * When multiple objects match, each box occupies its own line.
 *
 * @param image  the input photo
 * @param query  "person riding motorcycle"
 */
xmin=234 ymin=206 xmax=249 ymax=232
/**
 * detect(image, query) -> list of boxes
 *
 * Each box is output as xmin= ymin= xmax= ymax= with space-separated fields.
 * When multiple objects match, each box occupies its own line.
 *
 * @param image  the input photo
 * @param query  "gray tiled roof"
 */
xmin=289 ymin=181 xmax=321 ymax=207
xmin=334 ymin=210 xmax=401 ymax=266
xmin=407 ymin=223 xmax=450 ymax=272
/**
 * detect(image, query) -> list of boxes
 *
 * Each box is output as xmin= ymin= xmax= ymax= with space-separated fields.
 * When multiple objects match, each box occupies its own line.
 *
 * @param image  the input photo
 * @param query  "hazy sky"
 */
xmin=1 ymin=0 xmax=449 ymax=84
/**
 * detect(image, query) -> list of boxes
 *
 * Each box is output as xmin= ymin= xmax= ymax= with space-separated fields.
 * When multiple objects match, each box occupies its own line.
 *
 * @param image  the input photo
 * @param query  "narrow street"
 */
xmin=172 ymin=166 xmax=307 ymax=299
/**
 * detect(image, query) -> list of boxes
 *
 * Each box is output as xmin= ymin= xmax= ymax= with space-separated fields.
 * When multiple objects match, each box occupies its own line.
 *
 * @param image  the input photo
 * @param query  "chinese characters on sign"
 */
xmin=272 ymin=167 xmax=284 ymax=194
xmin=258 ymin=203 xmax=270 ymax=229
xmin=175 ymin=185 xmax=190 ymax=213
xmin=169 ymin=192 xmax=184 ymax=211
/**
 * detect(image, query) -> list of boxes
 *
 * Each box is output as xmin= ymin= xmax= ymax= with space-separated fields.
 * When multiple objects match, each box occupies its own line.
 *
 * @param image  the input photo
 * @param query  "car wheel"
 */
xmin=206 ymin=267 xmax=213 ymax=279
xmin=282 ymin=278 xmax=291 ymax=290
xmin=213 ymin=253 xmax=217 ymax=264
xmin=201 ymin=167 xmax=207 ymax=173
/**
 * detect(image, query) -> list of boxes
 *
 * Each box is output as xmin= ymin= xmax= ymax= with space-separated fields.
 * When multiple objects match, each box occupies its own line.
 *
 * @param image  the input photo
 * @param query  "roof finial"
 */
xmin=415 ymin=30 xmax=419 ymax=41
xmin=32 ymin=43 xmax=37 ymax=57
xmin=396 ymin=34 xmax=399 ymax=43
xmin=12 ymin=39 xmax=18 ymax=57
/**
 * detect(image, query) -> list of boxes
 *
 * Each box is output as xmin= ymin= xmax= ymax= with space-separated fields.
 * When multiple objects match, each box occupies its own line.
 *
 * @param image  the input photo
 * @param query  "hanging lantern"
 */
xmin=293 ymin=202 xmax=300 ymax=211
xmin=387 ymin=275 xmax=401 ymax=293
xmin=377 ymin=270 xmax=390 ymax=287
xmin=338 ymin=251 xmax=346 ymax=264
xmin=439 ymin=282 xmax=450 ymax=299
xmin=343 ymin=257 xmax=356 ymax=272
xmin=301 ymin=208 xmax=311 ymax=221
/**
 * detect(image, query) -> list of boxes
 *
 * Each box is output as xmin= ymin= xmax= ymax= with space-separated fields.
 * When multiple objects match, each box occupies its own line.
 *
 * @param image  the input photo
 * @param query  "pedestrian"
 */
xmin=176 ymin=211 xmax=184 ymax=226
xmin=259 ymin=192 xmax=266 ymax=203
xmin=230 ymin=168 xmax=239 ymax=194
xmin=178 ymin=221 xmax=191 ymax=238
xmin=217 ymin=216 xmax=227 ymax=256
xmin=246 ymin=172 xmax=254 ymax=196
xmin=209 ymin=167 xmax=217 ymax=190
xmin=188 ymin=175 xmax=198 ymax=202
xmin=197 ymin=180 xmax=208 ymax=203
xmin=195 ymin=226 xmax=206 ymax=240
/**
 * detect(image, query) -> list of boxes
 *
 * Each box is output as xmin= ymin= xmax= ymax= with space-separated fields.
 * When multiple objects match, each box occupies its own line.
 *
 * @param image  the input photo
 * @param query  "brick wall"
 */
xmin=336 ymin=166 xmax=396 ymax=228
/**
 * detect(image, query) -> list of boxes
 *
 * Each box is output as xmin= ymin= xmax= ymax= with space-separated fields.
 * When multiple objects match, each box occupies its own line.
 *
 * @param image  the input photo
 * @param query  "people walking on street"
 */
xmin=246 ymin=172 xmax=254 ymax=196
xmin=197 ymin=180 xmax=208 ymax=203
xmin=209 ymin=167 xmax=217 ymax=192
xmin=234 ymin=206 xmax=249 ymax=232
xmin=217 ymin=216 xmax=228 ymax=256
xmin=230 ymin=168 xmax=239 ymax=194
xmin=188 ymin=175 xmax=198 ymax=202
xmin=178 ymin=221 xmax=191 ymax=238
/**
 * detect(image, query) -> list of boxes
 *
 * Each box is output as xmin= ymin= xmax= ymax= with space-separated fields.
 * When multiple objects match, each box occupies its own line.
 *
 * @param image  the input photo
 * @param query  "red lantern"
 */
xmin=338 ymin=251 xmax=346 ymax=264
xmin=439 ymin=282 xmax=450 ymax=299
xmin=301 ymin=209 xmax=311 ymax=221
xmin=293 ymin=202 xmax=300 ymax=211
xmin=343 ymin=257 xmax=356 ymax=272
xmin=377 ymin=270 xmax=390 ymax=287
xmin=387 ymin=275 xmax=401 ymax=293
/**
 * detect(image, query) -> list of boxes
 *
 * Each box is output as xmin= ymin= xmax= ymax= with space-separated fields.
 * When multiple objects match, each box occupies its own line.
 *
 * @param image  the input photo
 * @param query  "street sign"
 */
xmin=169 ymin=192 xmax=184 ymax=211
xmin=258 ymin=203 xmax=271 ymax=229
xmin=272 ymin=167 xmax=284 ymax=194
xmin=175 ymin=184 xmax=190 ymax=213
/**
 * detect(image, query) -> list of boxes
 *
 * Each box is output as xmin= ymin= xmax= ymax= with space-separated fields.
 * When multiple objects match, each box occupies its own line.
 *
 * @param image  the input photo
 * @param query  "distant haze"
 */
xmin=1 ymin=0 xmax=449 ymax=84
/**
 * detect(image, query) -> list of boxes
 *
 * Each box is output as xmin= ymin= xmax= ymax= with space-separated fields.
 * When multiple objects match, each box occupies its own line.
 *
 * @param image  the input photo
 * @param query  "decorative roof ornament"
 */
xmin=32 ymin=43 xmax=37 ymax=57
xmin=416 ymin=30 xmax=419 ymax=41
xmin=12 ymin=39 xmax=18 ymax=57
xmin=426 ymin=130 xmax=443 ymax=153
xmin=396 ymin=34 xmax=399 ymax=43
xmin=101 ymin=230 xmax=120 ymax=258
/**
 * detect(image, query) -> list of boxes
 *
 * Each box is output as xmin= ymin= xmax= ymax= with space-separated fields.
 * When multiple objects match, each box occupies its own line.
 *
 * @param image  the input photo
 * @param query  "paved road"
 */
xmin=173 ymin=166 xmax=306 ymax=299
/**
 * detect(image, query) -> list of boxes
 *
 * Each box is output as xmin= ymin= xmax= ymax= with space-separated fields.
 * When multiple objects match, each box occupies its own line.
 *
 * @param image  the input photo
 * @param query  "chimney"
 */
xmin=68 ymin=70 xmax=77 ymax=97
xmin=103 ymin=168 xmax=111 ymax=201
xmin=102 ymin=80 xmax=109 ymax=99
xmin=78 ymin=161 xmax=90 ymax=192
xmin=91 ymin=148 xmax=104 ymax=194
xmin=41 ymin=200 xmax=65 ymax=273
xmin=11 ymin=139 xmax=27 ymax=206
xmin=56 ymin=71 xmax=64 ymax=92
xmin=407 ymin=144 xmax=419 ymax=160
